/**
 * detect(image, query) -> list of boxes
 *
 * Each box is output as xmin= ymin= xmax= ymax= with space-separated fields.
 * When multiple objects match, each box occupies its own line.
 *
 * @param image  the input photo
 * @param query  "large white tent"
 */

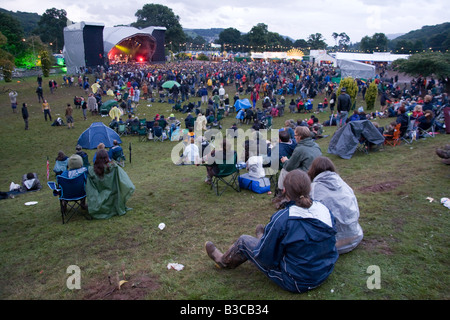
xmin=337 ymin=59 xmax=376 ymax=79
xmin=333 ymin=52 xmax=410 ymax=63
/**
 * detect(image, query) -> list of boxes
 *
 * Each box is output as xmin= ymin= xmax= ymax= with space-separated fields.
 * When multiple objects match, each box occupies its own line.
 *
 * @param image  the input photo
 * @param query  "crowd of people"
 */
xmin=5 ymin=57 xmax=449 ymax=295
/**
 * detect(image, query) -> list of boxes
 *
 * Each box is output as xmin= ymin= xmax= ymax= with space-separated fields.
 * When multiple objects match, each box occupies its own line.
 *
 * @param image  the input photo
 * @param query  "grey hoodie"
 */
xmin=310 ymin=171 xmax=363 ymax=254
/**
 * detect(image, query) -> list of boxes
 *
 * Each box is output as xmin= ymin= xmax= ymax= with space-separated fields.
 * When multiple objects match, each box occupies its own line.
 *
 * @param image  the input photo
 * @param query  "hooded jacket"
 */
xmin=310 ymin=171 xmax=363 ymax=254
xmin=283 ymin=137 xmax=322 ymax=172
xmin=252 ymin=201 xmax=338 ymax=293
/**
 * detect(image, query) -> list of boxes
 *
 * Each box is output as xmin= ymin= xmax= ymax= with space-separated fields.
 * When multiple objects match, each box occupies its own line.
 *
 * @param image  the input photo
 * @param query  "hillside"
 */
xmin=0 ymin=8 xmax=40 ymax=36
xmin=391 ymin=22 xmax=450 ymax=50
xmin=184 ymin=28 xmax=224 ymax=42
xmin=395 ymin=22 xmax=450 ymax=41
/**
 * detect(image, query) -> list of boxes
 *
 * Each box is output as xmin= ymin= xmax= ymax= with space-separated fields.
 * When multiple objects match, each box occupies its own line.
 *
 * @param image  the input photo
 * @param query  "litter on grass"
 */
xmin=167 ymin=263 xmax=184 ymax=271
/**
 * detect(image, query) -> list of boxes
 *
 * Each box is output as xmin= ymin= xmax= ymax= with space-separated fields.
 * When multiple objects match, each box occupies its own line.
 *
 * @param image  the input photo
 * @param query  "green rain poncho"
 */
xmin=86 ymin=163 xmax=135 ymax=219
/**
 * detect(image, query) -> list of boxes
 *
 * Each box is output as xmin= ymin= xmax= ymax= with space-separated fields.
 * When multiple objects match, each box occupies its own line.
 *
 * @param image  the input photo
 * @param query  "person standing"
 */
xmin=336 ymin=87 xmax=351 ymax=128
xmin=22 ymin=103 xmax=29 ymax=130
xmin=81 ymin=98 xmax=88 ymax=120
xmin=9 ymin=90 xmax=18 ymax=113
xmin=36 ymin=85 xmax=44 ymax=103
xmin=65 ymin=103 xmax=74 ymax=129
xmin=42 ymin=99 xmax=52 ymax=121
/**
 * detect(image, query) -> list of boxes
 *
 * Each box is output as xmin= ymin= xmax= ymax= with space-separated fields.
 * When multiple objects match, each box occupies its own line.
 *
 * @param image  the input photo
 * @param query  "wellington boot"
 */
xmin=205 ymin=241 xmax=246 ymax=269
xmin=205 ymin=241 xmax=225 ymax=268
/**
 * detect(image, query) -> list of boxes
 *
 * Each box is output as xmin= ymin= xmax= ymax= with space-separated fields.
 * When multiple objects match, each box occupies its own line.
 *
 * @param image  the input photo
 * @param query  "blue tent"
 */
xmin=77 ymin=122 xmax=122 ymax=149
xmin=234 ymin=99 xmax=252 ymax=112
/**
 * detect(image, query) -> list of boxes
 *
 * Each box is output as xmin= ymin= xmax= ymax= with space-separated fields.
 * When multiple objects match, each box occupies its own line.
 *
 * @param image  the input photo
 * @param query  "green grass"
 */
xmin=0 ymin=73 xmax=449 ymax=300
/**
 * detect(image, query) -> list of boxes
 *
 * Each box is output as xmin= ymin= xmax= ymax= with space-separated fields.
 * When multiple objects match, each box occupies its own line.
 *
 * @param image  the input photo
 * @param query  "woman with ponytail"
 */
xmin=205 ymin=170 xmax=338 ymax=293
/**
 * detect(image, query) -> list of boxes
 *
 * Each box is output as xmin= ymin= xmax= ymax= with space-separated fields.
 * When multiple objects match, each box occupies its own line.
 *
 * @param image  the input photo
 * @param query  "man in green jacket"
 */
xmin=277 ymin=126 xmax=322 ymax=191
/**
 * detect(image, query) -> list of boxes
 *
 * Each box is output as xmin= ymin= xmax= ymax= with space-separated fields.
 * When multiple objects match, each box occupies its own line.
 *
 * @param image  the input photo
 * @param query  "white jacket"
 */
xmin=310 ymin=171 xmax=363 ymax=254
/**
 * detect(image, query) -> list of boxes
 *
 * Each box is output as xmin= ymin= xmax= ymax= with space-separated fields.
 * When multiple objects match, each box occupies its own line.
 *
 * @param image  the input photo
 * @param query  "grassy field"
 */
xmin=0 ymin=72 xmax=449 ymax=301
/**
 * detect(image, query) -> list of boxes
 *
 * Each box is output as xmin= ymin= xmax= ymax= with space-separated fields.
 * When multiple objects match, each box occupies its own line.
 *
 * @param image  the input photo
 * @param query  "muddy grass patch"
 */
xmin=83 ymin=272 xmax=161 ymax=300
xmin=360 ymin=238 xmax=394 ymax=255
xmin=359 ymin=180 xmax=403 ymax=193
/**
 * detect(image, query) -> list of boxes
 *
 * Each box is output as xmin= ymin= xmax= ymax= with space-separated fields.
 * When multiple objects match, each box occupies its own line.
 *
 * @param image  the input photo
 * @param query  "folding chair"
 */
xmin=47 ymin=173 xmax=90 ymax=224
xmin=264 ymin=116 xmax=273 ymax=130
xmin=401 ymin=116 xmax=416 ymax=144
xmin=211 ymin=152 xmax=241 ymax=196
xmin=153 ymin=126 xmax=164 ymax=142
xmin=383 ymin=123 xmax=402 ymax=147
xmin=111 ymin=148 xmax=126 ymax=166
xmin=129 ymin=123 xmax=140 ymax=135
xmin=418 ymin=121 xmax=436 ymax=138
xmin=264 ymin=167 xmax=279 ymax=191
xmin=117 ymin=124 xmax=128 ymax=136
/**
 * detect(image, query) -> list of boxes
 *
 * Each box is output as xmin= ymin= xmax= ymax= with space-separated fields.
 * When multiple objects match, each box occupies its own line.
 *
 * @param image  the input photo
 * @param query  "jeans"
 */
xmin=336 ymin=111 xmax=348 ymax=127
xmin=44 ymin=109 xmax=52 ymax=121
xmin=236 ymin=234 xmax=306 ymax=293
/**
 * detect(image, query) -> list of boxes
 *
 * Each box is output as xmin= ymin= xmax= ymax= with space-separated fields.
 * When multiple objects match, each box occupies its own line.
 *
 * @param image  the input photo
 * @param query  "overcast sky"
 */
xmin=2 ymin=0 xmax=448 ymax=46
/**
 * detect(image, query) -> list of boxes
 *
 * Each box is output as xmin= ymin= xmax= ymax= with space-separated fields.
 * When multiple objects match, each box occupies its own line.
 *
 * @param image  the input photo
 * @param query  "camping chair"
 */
xmin=47 ymin=173 xmax=90 ymax=224
xmin=111 ymin=148 xmax=126 ymax=166
xmin=137 ymin=126 xmax=148 ymax=142
xmin=153 ymin=125 xmax=164 ymax=142
xmin=401 ymin=116 xmax=416 ymax=144
xmin=211 ymin=152 xmax=241 ymax=196
xmin=129 ymin=123 xmax=140 ymax=135
xmin=383 ymin=123 xmax=402 ymax=147
xmin=264 ymin=167 xmax=279 ymax=191
xmin=264 ymin=116 xmax=273 ymax=130
xmin=117 ymin=123 xmax=128 ymax=136
xmin=417 ymin=121 xmax=436 ymax=138
xmin=356 ymin=138 xmax=369 ymax=155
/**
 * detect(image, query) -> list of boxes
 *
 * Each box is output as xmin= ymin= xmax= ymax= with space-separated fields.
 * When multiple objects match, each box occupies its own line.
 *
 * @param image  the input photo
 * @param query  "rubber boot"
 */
xmin=205 ymin=241 xmax=246 ymax=269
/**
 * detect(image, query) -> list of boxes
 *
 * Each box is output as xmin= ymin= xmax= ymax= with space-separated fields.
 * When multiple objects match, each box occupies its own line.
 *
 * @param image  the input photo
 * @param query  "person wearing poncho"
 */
xmin=85 ymin=149 xmax=135 ymax=219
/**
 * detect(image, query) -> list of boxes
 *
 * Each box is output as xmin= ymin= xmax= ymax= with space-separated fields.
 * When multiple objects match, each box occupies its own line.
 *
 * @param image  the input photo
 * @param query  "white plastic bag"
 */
xmin=9 ymin=182 xmax=20 ymax=191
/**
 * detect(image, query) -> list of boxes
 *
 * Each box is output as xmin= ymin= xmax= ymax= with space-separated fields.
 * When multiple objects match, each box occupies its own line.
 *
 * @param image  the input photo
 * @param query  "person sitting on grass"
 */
xmin=308 ymin=156 xmax=363 ymax=254
xmin=205 ymin=169 xmax=338 ymax=294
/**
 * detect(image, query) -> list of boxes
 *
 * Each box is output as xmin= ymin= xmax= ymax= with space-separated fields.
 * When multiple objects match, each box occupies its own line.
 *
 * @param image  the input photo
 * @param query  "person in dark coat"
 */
xmin=205 ymin=169 xmax=338 ymax=293
xmin=22 ymin=103 xmax=29 ymax=130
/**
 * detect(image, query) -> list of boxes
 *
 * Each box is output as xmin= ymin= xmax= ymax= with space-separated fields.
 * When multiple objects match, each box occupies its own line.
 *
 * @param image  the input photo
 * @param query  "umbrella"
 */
xmin=234 ymin=99 xmax=252 ymax=112
xmin=162 ymin=80 xmax=181 ymax=89
xmin=77 ymin=122 xmax=122 ymax=149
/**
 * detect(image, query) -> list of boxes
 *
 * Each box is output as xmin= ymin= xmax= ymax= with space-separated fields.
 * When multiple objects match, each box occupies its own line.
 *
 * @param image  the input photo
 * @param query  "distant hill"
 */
xmin=391 ymin=22 xmax=450 ymax=50
xmin=184 ymin=28 xmax=224 ymax=42
xmin=386 ymin=33 xmax=406 ymax=40
xmin=395 ymin=22 xmax=450 ymax=41
xmin=0 ymin=8 xmax=41 ymax=36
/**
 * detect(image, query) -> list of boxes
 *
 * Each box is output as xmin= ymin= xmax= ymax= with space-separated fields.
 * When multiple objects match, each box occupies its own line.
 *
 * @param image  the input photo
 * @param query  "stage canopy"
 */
xmin=63 ymin=22 xmax=166 ymax=74
xmin=103 ymin=26 xmax=166 ymax=64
